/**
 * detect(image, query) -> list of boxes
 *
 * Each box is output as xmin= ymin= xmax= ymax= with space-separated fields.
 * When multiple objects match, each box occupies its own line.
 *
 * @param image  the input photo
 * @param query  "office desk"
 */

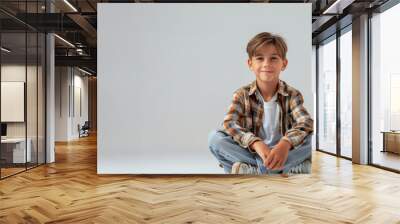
xmin=381 ymin=131 xmax=400 ymax=154
xmin=1 ymin=138 xmax=32 ymax=164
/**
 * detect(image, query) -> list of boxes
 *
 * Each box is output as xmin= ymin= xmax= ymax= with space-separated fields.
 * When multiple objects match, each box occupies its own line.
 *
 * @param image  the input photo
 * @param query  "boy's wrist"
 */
xmin=275 ymin=139 xmax=292 ymax=152
xmin=249 ymin=140 xmax=262 ymax=151
xmin=250 ymin=140 xmax=270 ymax=154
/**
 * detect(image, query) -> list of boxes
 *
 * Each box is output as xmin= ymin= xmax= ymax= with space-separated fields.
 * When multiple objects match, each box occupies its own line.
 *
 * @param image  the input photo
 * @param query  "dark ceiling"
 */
xmin=0 ymin=0 xmax=392 ymax=75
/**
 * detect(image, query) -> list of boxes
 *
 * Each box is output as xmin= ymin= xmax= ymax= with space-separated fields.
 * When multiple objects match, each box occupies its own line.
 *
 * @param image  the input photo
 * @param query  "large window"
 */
xmin=371 ymin=3 xmax=400 ymax=171
xmin=340 ymin=28 xmax=352 ymax=158
xmin=317 ymin=36 xmax=337 ymax=154
xmin=317 ymin=27 xmax=353 ymax=159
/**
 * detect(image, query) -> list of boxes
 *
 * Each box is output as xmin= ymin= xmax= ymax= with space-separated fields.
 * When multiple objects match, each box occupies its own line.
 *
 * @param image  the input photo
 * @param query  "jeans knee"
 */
xmin=298 ymin=136 xmax=313 ymax=156
xmin=290 ymin=135 xmax=312 ymax=157
xmin=208 ymin=130 xmax=226 ymax=151
xmin=298 ymin=135 xmax=312 ymax=149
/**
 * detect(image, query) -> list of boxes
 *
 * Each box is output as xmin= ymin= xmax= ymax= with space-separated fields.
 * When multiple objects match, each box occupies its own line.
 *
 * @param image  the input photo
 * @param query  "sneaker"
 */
xmin=287 ymin=160 xmax=311 ymax=174
xmin=231 ymin=162 xmax=258 ymax=174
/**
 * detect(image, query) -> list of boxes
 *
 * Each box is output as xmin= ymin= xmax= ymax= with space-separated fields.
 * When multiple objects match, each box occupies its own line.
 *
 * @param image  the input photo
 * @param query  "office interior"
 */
xmin=0 ymin=0 xmax=399 ymax=177
xmin=0 ymin=0 xmax=400 ymax=222
xmin=0 ymin=0 xmax=97 ymax=179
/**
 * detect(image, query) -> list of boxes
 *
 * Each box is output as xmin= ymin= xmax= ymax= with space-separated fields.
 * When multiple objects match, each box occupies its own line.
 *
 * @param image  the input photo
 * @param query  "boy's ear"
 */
xmin=282 ymin=59 xmax=288 ymax=70
xmin=247 ymin=58 xmax=252 ymax=69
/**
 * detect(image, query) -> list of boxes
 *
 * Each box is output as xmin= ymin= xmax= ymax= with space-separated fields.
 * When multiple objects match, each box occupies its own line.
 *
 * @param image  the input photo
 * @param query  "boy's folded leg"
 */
xmin=208 ymin=130 xmax=259 ymax=174
xmin=281 ymin=135 xmax=313 ymax=174
xmin=284 ymin=159 xmax=312 ymax=175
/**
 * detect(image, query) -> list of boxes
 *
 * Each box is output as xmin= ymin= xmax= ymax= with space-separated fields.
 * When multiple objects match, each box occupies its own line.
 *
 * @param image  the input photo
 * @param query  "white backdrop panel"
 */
xmin=98 ymin=3 xmax=312 ymax=174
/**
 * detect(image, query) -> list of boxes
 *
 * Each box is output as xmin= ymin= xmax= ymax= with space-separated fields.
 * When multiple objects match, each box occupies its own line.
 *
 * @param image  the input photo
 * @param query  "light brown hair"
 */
xmin=246 ymin=32 xmax=288 ymax=59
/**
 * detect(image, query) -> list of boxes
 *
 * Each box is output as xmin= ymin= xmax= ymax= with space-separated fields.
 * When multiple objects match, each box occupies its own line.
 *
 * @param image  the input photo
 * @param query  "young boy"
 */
xmin=208 ymin=32 xmax=314 ymax=175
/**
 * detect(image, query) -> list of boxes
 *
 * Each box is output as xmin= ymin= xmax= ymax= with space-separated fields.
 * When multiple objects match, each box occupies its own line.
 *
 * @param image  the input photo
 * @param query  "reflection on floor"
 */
xmin=0 ymin=167 xmax=25 ymax=178
xmin=0 ymin=162 xmax=41 ymax=179
xmin=373 ymin=150 xmax=400 ymax=171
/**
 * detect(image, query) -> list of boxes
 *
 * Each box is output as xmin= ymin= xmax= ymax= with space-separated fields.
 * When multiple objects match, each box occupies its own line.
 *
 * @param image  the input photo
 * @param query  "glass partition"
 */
xmin=0 ymin=1 xmax=46 ymax=179
xmin=317 ymin=36 xmax=337 ymax=155
xmin=0 ymin=31 xmax=28 ymax=177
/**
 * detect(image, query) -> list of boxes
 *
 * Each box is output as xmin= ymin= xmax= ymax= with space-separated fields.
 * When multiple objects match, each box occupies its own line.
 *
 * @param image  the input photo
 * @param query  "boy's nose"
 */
xmin=262 ymin=60 xmax=271 ymax=66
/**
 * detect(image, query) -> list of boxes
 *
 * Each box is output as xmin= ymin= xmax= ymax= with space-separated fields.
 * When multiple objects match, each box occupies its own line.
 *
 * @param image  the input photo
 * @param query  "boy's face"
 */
xmin=247 ymin=44 xmax=288 ymax=84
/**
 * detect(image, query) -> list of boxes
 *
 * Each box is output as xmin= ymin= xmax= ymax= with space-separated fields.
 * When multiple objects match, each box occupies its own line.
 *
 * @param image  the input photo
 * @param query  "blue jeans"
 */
xmin=208 ymin=130 xmax=312 ymax=174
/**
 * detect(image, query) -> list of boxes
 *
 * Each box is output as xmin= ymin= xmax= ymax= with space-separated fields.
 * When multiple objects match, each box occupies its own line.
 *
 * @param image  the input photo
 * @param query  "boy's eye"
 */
xmin=255 ymin=57 xmax=263 ymax=61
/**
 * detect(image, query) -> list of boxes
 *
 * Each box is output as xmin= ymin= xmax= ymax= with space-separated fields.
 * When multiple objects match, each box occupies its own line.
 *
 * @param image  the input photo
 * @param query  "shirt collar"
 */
xmin=249 ymin=80 xmax=289 ymax=97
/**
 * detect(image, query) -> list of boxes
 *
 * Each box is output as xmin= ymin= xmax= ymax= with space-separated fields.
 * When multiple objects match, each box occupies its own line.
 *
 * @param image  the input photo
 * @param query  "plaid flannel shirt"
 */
xmin=220 ymin=80 xmax=313 ymax=151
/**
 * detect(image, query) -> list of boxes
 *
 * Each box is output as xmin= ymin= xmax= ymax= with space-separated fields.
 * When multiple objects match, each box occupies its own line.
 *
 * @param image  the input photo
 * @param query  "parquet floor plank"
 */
xmin=0 ymin=135 xmax=400 ymax=223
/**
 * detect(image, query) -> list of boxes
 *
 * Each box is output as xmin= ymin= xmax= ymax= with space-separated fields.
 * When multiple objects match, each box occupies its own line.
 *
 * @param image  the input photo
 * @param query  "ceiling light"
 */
xmin=54 ymin=34 xmax=75 ymax=48
xmin=323 ymin=0 xmax=354 ymax=15
xmin=78 ymin=67 xmax=93 ymax=76
xmin=63 ymin=0 xmax=78 ymax=12
xmin=1 ymin=47 xmax=11 ymax=53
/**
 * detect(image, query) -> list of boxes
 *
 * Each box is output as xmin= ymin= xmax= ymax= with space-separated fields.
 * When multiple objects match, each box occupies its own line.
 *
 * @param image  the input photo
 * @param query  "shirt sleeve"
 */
xmin=281 ymin=92 xmax=314 ymax=149
xmin=221 ymin=91 xmax=262 ymax=150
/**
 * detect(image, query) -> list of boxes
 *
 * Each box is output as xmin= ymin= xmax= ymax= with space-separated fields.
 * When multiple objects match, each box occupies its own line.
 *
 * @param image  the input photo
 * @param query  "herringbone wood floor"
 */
xmin=1 ymin=134 xmax=400 ymax=224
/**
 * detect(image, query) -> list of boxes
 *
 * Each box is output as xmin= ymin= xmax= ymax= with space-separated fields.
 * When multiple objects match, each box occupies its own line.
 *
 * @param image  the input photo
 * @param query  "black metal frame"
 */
xmin=367 ymin=10 xmax=373 ymax=166
xmin=35 ymin=0 xmax=39 ymax=169
xmin=0 ymin=21 xmax=2 ymax=179
xmin=336 ymin=26 xmax=341 ymax=158
xmin=315 ymin=44 xmax=319 ymax=152
xmin=0 ymin=0 xmax=47 ymax=180
xmin=44 ymin=0 xmax=47 ymax=165
xmin=315 ymin=22 xmax=353 ymax=162
xmin=25 ymin=3 xmax=28 ymax=171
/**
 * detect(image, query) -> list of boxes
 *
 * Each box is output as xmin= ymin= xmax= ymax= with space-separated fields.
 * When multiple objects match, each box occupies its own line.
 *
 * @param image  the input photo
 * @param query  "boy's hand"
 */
xmin=265 ymin=140 xmax=292 ymax=170
xmin=250 ymin=141 xmax=271 ymax=162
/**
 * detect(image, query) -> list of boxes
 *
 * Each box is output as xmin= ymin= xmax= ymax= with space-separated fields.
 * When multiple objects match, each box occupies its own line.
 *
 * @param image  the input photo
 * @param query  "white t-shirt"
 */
xmin=262 ymin=93 xmax=282 ymax=146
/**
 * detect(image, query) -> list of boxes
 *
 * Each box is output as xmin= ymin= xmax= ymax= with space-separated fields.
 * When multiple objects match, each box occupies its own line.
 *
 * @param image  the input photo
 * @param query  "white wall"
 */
xmin=98 ymin=3 xmax=312 ymax=174
xmin=55 ymin=67 xmax=89 ymax=141
xmin=55 ymin=67 xmax=69 ymax=141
